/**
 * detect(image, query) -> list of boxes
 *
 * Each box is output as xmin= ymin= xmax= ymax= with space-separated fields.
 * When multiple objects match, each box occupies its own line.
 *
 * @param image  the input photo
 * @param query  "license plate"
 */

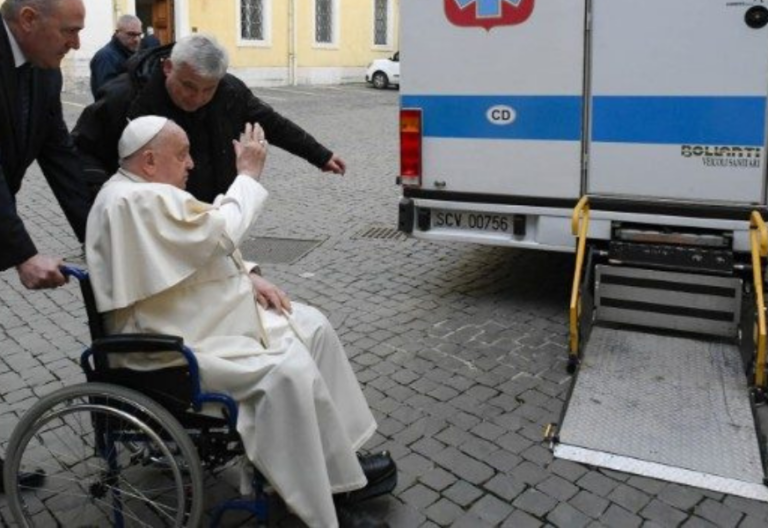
xmin=432 ymin=211 xmax=512 ymax=233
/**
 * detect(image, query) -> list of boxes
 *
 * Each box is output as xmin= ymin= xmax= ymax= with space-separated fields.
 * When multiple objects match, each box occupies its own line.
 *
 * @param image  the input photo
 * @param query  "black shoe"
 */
xmin=336 ymin=505 xmax=390 ymax=528
xmin=358 ymin=451 xmax=396 ymax=485
xmin=336 ymin=452 xmax=397 ymax=505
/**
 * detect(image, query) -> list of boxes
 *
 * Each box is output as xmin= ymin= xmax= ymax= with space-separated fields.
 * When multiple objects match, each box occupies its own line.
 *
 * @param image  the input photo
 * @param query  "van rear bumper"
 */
xmin=399 ymin=194 xmax=758 ymax=253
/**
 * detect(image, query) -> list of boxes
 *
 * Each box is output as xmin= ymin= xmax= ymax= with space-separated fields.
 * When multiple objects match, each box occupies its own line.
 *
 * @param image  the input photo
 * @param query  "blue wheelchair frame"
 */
xmin=62 ymin=266 xmax=269 ymax=527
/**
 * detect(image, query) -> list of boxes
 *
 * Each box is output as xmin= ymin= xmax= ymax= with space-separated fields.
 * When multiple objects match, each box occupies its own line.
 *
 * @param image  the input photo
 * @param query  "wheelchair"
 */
xmin=2 ymin=266 xmax=269 ymax=527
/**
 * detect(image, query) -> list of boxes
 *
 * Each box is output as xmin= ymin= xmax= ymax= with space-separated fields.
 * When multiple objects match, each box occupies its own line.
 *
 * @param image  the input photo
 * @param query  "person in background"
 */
xmin=0 ymin=0 xmax=91 ymax=492
xmin=89 ymin=14 xmax=142 ymax=98
xmin=139 ymin=24 xmax=160 ymax=49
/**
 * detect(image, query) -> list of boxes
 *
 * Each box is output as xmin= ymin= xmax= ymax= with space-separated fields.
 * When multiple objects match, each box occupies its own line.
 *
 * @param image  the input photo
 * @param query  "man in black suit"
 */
xmin=0 ymin=0 xmax=90 ymax=492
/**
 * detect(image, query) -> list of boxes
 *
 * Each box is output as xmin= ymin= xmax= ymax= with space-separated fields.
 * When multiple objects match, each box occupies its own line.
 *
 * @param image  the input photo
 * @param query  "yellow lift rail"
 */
xmin=569 ymin=196 xmax=590 ymax=361
xmin=750 ymin=211 xmax=768 ymax=391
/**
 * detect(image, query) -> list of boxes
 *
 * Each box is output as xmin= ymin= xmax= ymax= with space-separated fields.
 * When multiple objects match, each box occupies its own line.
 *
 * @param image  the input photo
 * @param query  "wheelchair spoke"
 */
xmin=5 ymin=383 xmax=203 ymax=527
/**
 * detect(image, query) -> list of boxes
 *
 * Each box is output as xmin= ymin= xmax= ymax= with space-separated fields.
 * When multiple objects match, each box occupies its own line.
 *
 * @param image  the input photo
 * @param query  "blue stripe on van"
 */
xmin=400 ymin=95 xmax=583 ymax=141
xmin=592 ymin=96 xmax=766 ymax=146
xmin=402 ymin=95 xmax=766 ymax=146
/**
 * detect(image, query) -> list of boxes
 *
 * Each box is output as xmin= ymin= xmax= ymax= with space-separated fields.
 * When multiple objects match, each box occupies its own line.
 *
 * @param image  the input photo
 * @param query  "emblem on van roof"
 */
xmin=446 ymin=0 xmax=535 ymax=30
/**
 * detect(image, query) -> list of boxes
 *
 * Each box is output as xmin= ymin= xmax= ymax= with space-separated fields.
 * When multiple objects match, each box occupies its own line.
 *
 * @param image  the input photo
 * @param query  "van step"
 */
xmin=595 ymin=265 xmax=742 ymax=338
xmin=609 ymin=241 xmax=733 ymax=274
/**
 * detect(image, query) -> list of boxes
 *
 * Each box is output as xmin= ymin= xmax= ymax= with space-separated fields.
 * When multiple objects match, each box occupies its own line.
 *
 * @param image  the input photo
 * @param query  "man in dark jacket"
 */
xmin=0 ymin=0 xmax=91 ymax=290
xmin=1 ymin=0 xmax=91 ymax=493
xmin=74 ymin=33 xmax=347 ymax=202
xmin=89 ymin=14 xmax=142 ymax=98
xmin=139 ymin=25 xmax=161 ymax=50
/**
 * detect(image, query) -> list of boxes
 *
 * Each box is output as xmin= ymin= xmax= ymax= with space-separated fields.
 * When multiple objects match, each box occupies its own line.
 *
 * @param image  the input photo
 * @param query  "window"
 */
xmin=374 ymin=0 xmax=389 ymax=46
xmin=241 ymin=0 xmax=264 ymax=41
xmin=316 ymin=0 xmax=333 ymax=44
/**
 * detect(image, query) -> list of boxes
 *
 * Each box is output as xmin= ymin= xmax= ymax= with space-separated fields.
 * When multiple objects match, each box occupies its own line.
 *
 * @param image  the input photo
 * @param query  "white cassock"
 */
xmin=85 ymin=169 xmax=377 ymax=528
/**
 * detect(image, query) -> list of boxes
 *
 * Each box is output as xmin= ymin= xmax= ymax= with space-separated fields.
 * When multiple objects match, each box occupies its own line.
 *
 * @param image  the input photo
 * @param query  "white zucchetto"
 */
xmin=118 ymin=116 xmax=169 ymax=159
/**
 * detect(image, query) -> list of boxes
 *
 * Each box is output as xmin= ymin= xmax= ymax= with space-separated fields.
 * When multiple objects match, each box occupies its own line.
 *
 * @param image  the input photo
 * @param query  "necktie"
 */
xmin=17 ymin=63 xmax=32 ymax=148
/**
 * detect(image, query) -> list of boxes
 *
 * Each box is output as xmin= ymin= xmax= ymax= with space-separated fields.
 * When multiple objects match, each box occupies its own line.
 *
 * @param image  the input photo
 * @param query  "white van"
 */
xmin=398 ymin=0 xmax=768 ymax=254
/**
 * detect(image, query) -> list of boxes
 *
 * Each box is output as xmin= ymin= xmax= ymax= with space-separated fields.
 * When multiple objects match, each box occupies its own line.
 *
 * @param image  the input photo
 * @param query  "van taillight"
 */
xmin=400 ymin=109 xmax=422 ymax=186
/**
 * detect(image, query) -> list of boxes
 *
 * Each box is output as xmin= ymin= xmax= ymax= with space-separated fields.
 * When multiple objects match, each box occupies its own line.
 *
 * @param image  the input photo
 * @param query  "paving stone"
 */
xmin=548 ymin=459 xmax=589 ymax=483
xmin=626 ymin=476 xmax=667 ymax=496
xmin=607 ymin=484 xmax=652 ymax=514
xmin=513 ymin=488 xmax=559 ymax=518
xmin=722 ymin=495 xmax=768 ymax=519
xmin=657 ymin=484 xmax=704 ymax=511
xmin=472 ymin=420 xmax=506 ymax=441
xmin=679 ymin=516 xmax=718 ymax=528
xmin=452 ymin=512 xmax=495 ymax=528
xmin=397 ymin=452 xmax=434 ymax=478
xmin=443 ymin=480 xmax=484 ymax=508
xmin=571 ymin=490 xmax=610 ymax=518
xmin=468 ymin=494 xmax=515 ymax=525
xmin=533 ymin=472 xmax=580 ymax=504
xmin=418 ymin=467 xmax=456 ymax=492
xmin=484 ymin=473 xmax=526 ymax=502
xmin=576 ymin=471 xmax=620 ymax=497
xmin=546 ymin=502 xmax=592 ymax=528
xmin=423 ymin=498 xmax=465 ymax=526
xmin=459 ymin=437 xmax=499 ymax=461
xmin=739 ymin=514 xmax=768 ymax=528
xmin=501 ymin=509 xmax=544 ymax=528
xmin=692 ymin=499 xmax=742 ymax=528
xmin=521 ymin=444 xmax=554 ymax=466
xmin=446 ymin=410 xmax=483 ymax=430
xmin=640 ymin=499 xmax=688 ymax=527
xmin=399 ymin=483 xmax=440 ymax=510
xmin=410 ymin=437 xmax=446 ymax=458
xmin=600 ymin=504 xmax=643 ymax=528
xmin=433 ymin=425 xmax=471 ymax=447
xmin=433 ymin=446 xmax=494 ymax=485
xmin=482 ymin=449 xmax=522 ymax=473
xmin=496 ymin=431 xmax=535 ymax=453
xmin=512 ymin=461 xmax=550 ymax=486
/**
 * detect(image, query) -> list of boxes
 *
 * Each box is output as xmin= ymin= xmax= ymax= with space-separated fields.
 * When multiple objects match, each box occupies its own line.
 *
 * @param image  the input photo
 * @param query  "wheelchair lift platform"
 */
xmin=555 ymin=326 xmax=768 ymax=501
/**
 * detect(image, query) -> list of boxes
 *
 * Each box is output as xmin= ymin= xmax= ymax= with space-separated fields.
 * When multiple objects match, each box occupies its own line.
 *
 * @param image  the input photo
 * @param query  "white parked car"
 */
xmin=365 ymin=52 xmax=400 ymax=89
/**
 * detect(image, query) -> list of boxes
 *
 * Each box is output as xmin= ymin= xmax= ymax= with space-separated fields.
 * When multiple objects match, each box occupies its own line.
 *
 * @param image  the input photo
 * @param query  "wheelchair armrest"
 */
xmin=82 ymin=334 xmax=196 ymax=376
xmin=92 ymin=334 xmax=185 ymax=354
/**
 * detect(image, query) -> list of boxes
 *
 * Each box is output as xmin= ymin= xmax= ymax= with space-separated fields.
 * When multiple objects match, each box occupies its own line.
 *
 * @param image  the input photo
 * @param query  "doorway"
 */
xmin=136 ymin=0 xmax=174 ymax=45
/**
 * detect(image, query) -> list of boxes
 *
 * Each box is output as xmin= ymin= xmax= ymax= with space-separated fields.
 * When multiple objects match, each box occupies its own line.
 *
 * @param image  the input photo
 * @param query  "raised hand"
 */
xmin=233 ymin=123 xmax=268 ymax=180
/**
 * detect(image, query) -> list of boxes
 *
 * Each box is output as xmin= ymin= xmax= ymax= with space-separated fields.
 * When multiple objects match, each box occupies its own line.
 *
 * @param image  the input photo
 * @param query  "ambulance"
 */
xmin=399 ymin=0 xmax=768 ymax=502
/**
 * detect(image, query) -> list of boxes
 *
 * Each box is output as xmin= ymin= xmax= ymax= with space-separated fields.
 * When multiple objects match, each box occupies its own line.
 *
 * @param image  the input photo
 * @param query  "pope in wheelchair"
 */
xmin=79 ymin=116 xmax=392 ymax=527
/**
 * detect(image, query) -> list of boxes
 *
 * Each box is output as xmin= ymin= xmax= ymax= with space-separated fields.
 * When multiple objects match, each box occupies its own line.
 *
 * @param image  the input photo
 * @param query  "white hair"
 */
xmin=170 ymin=34 xmax=228 ymax=79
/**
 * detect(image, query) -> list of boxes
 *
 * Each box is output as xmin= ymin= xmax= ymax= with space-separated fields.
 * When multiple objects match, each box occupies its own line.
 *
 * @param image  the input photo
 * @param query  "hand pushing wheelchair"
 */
xmin=2 ymin=267 xmax=270 ymax=527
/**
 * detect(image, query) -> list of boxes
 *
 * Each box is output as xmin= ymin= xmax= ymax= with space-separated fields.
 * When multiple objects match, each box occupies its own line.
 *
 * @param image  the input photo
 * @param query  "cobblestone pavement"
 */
xmin=2 ymin=84 xmax=768 ymax=527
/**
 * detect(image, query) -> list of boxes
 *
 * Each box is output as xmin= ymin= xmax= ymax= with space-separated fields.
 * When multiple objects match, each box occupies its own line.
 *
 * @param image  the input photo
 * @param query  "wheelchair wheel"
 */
xmin=3 ymin=382 xmax=204 ymax=527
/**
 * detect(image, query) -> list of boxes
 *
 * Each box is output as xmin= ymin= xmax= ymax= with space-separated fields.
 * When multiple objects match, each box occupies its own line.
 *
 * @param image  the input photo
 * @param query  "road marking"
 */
xmin=62 ymin=100 xmax=86 ymax=109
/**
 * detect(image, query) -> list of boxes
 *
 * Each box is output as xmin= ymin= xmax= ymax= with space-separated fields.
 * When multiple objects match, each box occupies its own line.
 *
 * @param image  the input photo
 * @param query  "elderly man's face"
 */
xmin=152 ymin=124 xmax=194 ymax=190
xmin=163 ymin=61 xmax=220 ymax=113
xmin=19 ymin=0 xmax=84 ymax=69
xmin=115 ymin=19 xmax=142 ymax=52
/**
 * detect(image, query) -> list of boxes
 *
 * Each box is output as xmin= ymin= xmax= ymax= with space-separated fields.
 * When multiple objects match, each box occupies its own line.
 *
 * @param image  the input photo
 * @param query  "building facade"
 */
xmin=35 ymin=0 xmax=399 ymax=90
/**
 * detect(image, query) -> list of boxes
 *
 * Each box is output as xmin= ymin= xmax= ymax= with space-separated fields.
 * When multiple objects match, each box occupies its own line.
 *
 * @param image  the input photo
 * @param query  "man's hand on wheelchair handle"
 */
xmin=16 ymin=254 xmax=68 ymax=289
xmin=249 ymin=273 xmax=292 ymax=314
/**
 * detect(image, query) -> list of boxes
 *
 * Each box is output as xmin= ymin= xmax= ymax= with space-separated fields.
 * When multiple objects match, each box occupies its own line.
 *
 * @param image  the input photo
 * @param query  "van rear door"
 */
xmin=401 ymin=0 xmax=587 ymax=200
xmin=586 ymin=0 xmax=768 ymax=205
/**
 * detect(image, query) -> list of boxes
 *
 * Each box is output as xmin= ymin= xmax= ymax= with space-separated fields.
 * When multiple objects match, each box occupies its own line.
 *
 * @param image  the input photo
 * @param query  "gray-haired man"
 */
xmin=74 ymin=33 xmax=347 ymax=202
